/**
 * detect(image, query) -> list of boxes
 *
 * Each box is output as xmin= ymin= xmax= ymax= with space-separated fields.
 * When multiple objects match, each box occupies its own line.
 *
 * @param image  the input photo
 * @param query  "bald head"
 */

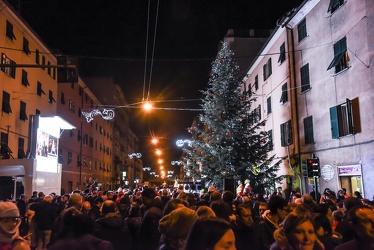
xmin=82 ymin=201 xmax=91 ymax=212
xmin=102 ymin=200 xmax=116 ymax=215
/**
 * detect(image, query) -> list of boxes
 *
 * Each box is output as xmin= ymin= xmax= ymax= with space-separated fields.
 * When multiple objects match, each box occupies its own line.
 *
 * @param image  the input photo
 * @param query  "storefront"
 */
xmin=337 ymin=164 xmax=363 ymax=196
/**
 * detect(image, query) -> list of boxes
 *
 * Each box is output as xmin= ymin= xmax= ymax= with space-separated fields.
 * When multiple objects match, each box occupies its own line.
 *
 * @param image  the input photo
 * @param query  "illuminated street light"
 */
xmin=143 ymin=101 xmax=153 ymax=111
xmin=151 ymin=138 xmax=159 ymax=145
xmin=155 ymin=149 xmax=162 ymax=156
xmin=158 ymin=159 xmax=163 ymax=164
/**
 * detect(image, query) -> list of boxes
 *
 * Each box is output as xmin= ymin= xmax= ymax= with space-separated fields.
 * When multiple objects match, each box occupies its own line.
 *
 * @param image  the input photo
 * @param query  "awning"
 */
xmin=0 ymin=165 xmax=25 ymax=176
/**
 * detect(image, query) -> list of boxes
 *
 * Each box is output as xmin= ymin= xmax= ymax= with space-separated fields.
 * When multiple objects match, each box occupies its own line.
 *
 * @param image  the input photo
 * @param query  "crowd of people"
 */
xmin=0 ymin=185 xmax=373 ymax=250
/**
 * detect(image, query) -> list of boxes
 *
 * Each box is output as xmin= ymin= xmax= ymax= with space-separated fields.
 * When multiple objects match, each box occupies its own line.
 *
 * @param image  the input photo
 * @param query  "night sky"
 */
xmin=10 ymin=0 xmax=303 ymax=169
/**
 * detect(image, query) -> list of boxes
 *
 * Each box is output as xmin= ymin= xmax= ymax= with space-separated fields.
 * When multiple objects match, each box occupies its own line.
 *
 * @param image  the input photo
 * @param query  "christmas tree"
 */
xmin=182 ymin=42 xmax=283 ymax=194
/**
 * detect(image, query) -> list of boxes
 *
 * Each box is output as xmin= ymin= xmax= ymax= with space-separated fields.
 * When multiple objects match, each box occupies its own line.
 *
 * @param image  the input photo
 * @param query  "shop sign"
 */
xmin=338 ymin=164 xmax=361 ymax=176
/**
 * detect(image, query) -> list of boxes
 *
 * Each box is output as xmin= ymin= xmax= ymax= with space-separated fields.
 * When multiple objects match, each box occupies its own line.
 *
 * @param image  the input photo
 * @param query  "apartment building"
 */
xmin=244 ymin=0 xmax=374 ymax=198
xmin=0 ymin=1 xmax=139 ymax=196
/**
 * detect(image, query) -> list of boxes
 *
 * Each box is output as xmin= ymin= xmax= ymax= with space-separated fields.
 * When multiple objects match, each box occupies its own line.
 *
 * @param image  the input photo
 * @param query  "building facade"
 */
xmin=244 ymin=0 xmax=374 ymax=198
xmin=0 ymin=0 xmax=140 ymax=196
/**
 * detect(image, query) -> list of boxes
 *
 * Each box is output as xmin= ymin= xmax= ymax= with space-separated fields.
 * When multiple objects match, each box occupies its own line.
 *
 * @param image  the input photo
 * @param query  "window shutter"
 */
xmin=268 ymin=58 xmax=272 ymax=76
xmin=351 ymin=97 xmax=361 ymax=133
xmin=258 ymin=105 xmax=261 ymax=121
xmin=280 ymin=123 xmax=285 ymax=147
xmin=286 ymin=121 xmax=293 ymax=145
xmin=330 ymin=106 xmax=339 ymax=138
xmin=263 ymin=64 xmax=267 ymax=81
xmin=304 ymin=116 xmax=314 ymax=144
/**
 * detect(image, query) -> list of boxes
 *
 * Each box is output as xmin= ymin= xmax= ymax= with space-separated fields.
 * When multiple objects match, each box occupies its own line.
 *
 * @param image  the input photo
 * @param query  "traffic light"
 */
xmin=307 ymin=158 xmax=320 ymax=177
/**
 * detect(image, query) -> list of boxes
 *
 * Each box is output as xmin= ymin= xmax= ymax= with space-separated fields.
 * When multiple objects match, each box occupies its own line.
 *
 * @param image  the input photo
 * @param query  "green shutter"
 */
xmin=351 ymin=97 xmax=361 ymax=133
xmin=330 ymin=106 xmax=340 ymax=138
xmin=280 ymin=123 xmax=285 ymax=147
xmin=268 ymin=58 xmax=272 ymax=76
xmin=263 ymin=64 xmax=267 ymax=81
xmin=301 ymin=64 xmax=310 ymax=92
xmin=304 ymin=116 xmax=314 ymax=144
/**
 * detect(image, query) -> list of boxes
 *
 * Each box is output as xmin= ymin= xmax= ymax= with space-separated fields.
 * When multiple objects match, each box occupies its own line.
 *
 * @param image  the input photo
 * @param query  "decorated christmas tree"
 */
xmin=182 ymin=42 xmax=283 ymax=194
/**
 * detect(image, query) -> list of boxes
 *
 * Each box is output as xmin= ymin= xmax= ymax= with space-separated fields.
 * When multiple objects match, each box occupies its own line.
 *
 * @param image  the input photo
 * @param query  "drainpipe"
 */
xmin=285 ymin=24 xmax=303 ymax=194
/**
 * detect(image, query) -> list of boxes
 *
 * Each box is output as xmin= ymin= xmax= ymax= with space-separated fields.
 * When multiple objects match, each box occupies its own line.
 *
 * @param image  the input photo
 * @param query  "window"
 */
xmin=330 ymin=97 xmax=361 ymax=138
xmin=267 ymin=96 xmax=272 ymax=114
xmin=69 ymin=99 xmax=72 ymax=110
xmin=70 ymin=130 xmax=74 ymax=137
xmin=278 ymin=42 xmax=286 ymax=64
xmin=23 ymin=37 xmax=31 ymax=55
xmin=79 ymin=86 xmax=83 ymax=96
xmin=20 ymin=101 xmax=28 ymax=121
xmin=89 ymin=137 xmax=93 ymax=148
xmin=303 ymin=116 xmax=314 ymax=144
xmin=21 ymin=70 xmax=30 ymax=87
xmin=300 ymin=63 xmax=310 ymax=92
xmin=48 ymin=90 xmax=56 ymax=103
xmin=327 ymin=37 xmax=349 ymax=73
xmin=61 ymin=92 xmax=65 ymax=104
xmin=36 ymin=109 xmax=40 ymax=115
xmin=6 ymin=20 xmax=16 ymax=40
xmin=0 ymin=132 xmax=11 ymax=159
xmin=1 ymin=53 xmax=16 ymax=78
xmin=254 ymin=75 xmax=259 ymax=90
xmin=47 ymin=62 xmax=51 ymax=76
xmin=280 ymin=83 xmax=288 ymax=104
xmin=42 ymin=56 xmax=45 ymax=70
xmin=268 ymin=130 xmax=273 ymax=151
xmin=263 ymin=58 xmax=272 ymax=81
xmin=298 ymin=18 xmax=307 ymax=42
xmin=35 ymin=50 xmax=40 ymax=65
xmin=68 ymin=151 xmax=72 ymax=166
xmin=280 ymin=120 xmax=293 ymax=147
xmin=2 ymin=91 xmax=12 ymax=114
xmin=77 ymin=130 xmax=81 ymax=141
xmin=328 ymin=0 xmax=344 ymax=13
xmin=37 ymin=82 xmax=46 ymax=96
xmin=18 ymin=138 xmax=26 ymax=159
xmin=78 ymin=107 xmax=81 ymax=117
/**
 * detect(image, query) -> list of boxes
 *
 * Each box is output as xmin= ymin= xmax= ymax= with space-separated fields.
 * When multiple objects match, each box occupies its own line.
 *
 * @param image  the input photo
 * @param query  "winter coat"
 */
xmin=94 ymin=212 xmax=133 ymax=250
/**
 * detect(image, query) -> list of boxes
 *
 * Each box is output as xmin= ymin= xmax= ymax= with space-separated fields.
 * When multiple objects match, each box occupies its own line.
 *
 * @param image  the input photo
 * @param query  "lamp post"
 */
xmin=79 ymin=86 xmax=88 ymax=190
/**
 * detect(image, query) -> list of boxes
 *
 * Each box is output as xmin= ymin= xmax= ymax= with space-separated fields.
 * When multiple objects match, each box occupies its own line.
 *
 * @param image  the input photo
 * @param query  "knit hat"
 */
xmin=159 ymin=207 xmax=197 ymax=239
xmin=0 ymin=202 xmax=20 ymax=218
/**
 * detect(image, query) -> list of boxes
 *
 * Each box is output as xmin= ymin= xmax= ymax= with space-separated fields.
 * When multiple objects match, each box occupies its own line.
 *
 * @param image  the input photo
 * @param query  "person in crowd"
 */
xmin=231 ymin=204 xmax=258 ymax=250
xmin=124 ymin=204 xmax=142 ymax=250
xmin=331 ymin=209 xmax=344 ymax=231
xmin=158 ymin=207 xmax=198 ymax=250
xmin=91 ymin=196 xmax=103 ymax=221
xmin=335 ymin=204 xmax=374 ymax=250
xmin=160 ymin=189 xmax=171 ymax=208
xmin=50 ymin=193 xmax=83 ymax=243
xmin=47 ymin=207 xmax=114 ymax=250
xmin=16 ymin=194 xmax=28 ymax=237
xmin=270 ymin=212 xmax=324 ymax=250
xmin=335 ymin=197 xmax=361 ymax=243
xmin=0 ymin=201 xmax=30 ymax=250
xmin=94 ymin=200 xmax=133 ymax=250
xmin=353 ymin=191 xmax=363 ymax=202
xmin=257 ymin=195 xmax=288 ymax=250
xmin=337 ymin=190 xmax=346 ymax=202
xmin=163 ymin=199 xmax=186 ymax=217
xmin=184 ymin=217 xmax=236 ymax=250
xmin=31 ymin=195 xmax=58 ymax=250
xmin=254 ymin=202 xmax=268 ymax=223
xmin=196 ymin=205 xmax=216 ymax=218
xmin=138 ymin=188 xmax=164 ymax=250
xmin=311 ymin=212 xmax=342 ymax=250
